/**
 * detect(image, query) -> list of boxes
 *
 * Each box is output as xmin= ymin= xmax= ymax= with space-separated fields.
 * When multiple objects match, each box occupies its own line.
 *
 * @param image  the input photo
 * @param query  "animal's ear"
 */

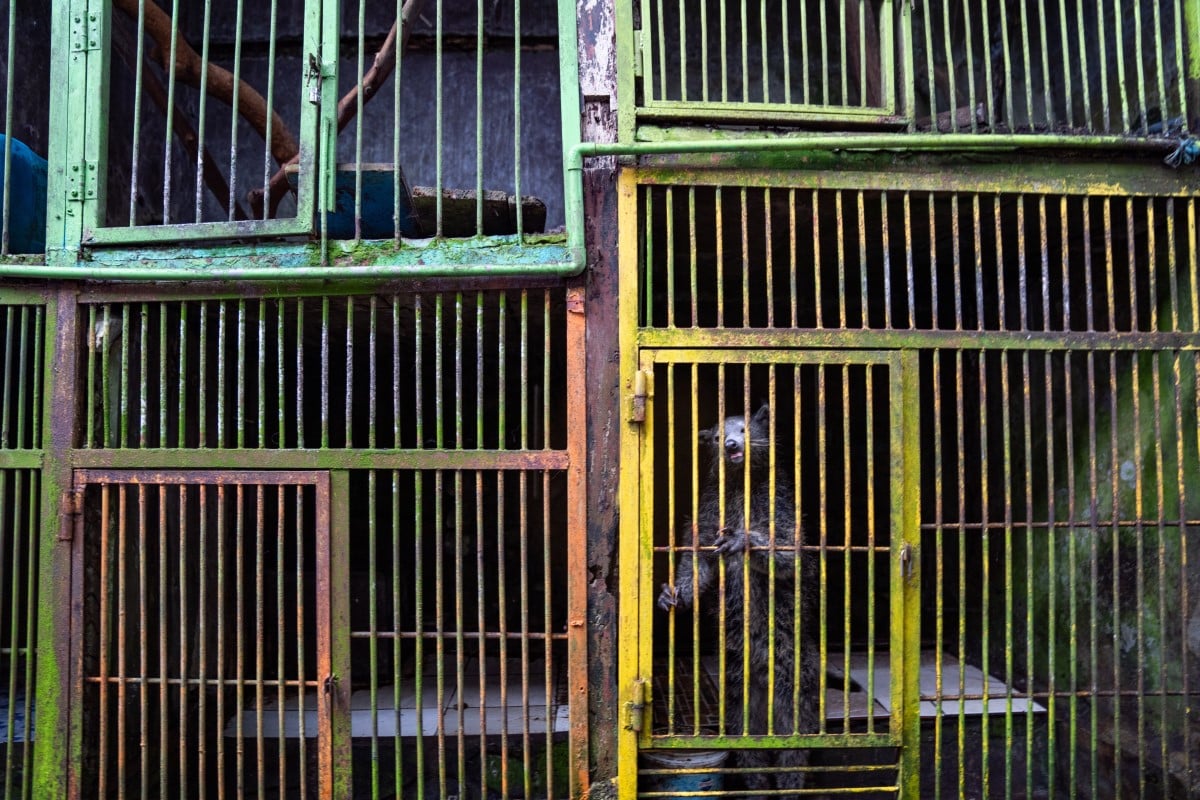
xmin=752 ymin=404 xmax=770 ymax=427
xmin=697 ymin=426 xmax=717 ymax=445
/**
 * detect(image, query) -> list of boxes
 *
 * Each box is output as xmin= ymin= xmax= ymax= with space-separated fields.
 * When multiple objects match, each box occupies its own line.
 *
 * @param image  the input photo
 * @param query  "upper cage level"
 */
xmin=621 ymin=0 xmax=1200 ymax=140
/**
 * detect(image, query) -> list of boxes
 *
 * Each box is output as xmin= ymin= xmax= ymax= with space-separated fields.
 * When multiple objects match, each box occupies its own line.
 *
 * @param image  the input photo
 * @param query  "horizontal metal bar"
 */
xmin=70 ymin=448 xmax=571 ymax=471
xmin=75 ymin=468 xmax=328 ymax=485
xmin=348 ymin=630 xmax=570 ymax=641
xmin=0 ymin=451 xmax=43 ymax=469
xmin=646 ymin=733 xmax=900 ymax=749
xmin=637 ymin=328 xmax=1200 ymax=351
xmin=630 ymin=162 xmax=1200 ymax=198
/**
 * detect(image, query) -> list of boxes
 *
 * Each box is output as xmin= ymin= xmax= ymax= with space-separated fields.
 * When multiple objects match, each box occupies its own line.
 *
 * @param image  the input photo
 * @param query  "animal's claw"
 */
xmin=657 ymin=583 xmax=679 ymax=611
xmin=713 ymin=527 xmax=749 ymax=556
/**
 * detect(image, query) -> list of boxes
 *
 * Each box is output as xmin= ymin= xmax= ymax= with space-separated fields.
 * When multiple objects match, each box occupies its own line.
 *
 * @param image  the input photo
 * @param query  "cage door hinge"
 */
xmin=629 ymin=369 xmax=652 ymax=423
xmin=623 ymin=678 xmax=649 ymax=732
xmin=67 ymin=160 xmax=99 ymax=203
xmin=59 ymin=487 xmax=84 ymax=541
xmin=71 ymin=11 xmax=102 ymax=53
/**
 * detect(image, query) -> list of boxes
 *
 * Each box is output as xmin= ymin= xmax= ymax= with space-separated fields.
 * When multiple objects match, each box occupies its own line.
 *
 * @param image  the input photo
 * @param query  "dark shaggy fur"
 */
xmin=657 ymin=405 xmax=820 ymax=798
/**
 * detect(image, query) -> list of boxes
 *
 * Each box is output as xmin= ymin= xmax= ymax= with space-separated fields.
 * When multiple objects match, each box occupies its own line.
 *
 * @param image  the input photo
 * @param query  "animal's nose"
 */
xmin=725 ymin=438 xmax=739 ymax=451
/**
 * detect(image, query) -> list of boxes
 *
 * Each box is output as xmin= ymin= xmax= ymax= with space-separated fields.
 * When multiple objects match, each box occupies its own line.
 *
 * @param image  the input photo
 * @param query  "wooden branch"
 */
xmin=112 ymin=0 xmax=299 ymax=166
xmin=249 ymin=0 xmax=429 ymax=219
xmin=111 ymin=19 xmax=249 ymax=221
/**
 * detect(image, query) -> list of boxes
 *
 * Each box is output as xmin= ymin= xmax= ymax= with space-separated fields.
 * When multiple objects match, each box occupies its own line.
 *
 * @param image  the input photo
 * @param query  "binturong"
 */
xmin=657 ymin=404 xmax=820 ymax=798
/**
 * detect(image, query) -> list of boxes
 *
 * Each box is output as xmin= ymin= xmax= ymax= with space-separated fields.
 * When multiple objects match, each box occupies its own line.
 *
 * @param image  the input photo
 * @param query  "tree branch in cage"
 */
xmin=111 ymin=0 xmax=299 ymax=168
xmin=111 ymin=22 xmax=249 ymax=222
xmin=248 ymin=0 xmax=429 ymax=219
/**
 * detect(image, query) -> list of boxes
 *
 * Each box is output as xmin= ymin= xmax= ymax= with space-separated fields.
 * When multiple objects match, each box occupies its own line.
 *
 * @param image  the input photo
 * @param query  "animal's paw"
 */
xmin=713 ymin=527 xmax=750 ymax=556
xmin=657 ymin=583 xmax=679 ymax=611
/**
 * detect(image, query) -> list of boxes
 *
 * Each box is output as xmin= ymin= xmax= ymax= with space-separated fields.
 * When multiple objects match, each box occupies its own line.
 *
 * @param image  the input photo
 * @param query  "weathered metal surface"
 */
xmin=73 ymin=470 xmax=333 ymax=800
xmin=620 ymin=163 xmax=1200 ymax=799
xmin=0 ymin=280 xmax=589 ymax=799
xmin=621 ymin=0 xmax=1193 ymax=139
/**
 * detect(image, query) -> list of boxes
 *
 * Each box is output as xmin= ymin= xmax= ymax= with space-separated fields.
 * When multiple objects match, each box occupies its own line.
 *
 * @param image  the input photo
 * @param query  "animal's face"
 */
xmin=699 ymin=405 xmax=770 ymax=467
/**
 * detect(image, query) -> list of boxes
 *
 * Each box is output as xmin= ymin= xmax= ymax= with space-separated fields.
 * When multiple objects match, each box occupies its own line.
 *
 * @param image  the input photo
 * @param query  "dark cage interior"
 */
xmin=638 ymin=177 xmax=1200 ymax=798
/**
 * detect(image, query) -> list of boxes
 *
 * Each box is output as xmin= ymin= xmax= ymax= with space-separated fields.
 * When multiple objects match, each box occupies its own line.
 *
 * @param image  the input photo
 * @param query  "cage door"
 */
xmin=71 ymin=470 xmax=333 ymax=800
xmin=77 ymin=0 xmax=328 ymax=245
xmin=628 ymin=349 xmax=920 ymax=798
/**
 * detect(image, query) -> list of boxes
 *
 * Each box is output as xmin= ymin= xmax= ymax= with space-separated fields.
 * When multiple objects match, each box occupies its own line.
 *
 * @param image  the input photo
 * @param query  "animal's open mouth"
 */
xmin=728 ymin=451 xmax=744 ymax=464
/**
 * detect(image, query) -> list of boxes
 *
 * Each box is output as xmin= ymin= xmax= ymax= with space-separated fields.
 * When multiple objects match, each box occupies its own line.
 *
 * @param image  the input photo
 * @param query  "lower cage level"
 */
xmin=645 ymin=651 xmax=1050 ymax=799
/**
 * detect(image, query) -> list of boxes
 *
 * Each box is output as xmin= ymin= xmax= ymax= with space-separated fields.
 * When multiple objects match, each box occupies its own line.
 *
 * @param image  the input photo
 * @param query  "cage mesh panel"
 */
xmin=640 ymin=0 xmax=886 ymax=110
xmin=101 ymin=0 xmax=305 ymax=228
xmin=634 ymin=171 xmax=1200 ymax=797
xmin=0 ymin=2 xmax=50 ymax=257
xmin=0 ymin=305 xmax=43 ymax=451
xmin=910 ymin=0 xmax=1188 ymax=135
xmin=647 ymin=357 xmax=900 ymax=793
xmin=923 ymin=348 xmax=1199 ymax=798
xmin=634 ymin=0 xmax=1189 ymax=136
xmin=80 ymin=290 xmax=565 ymax=450
xmin=639 ymin=185 xmax=1198 ymax=334
xmin=0 ymin=468 xmax=39 ymax=800
xmin=0 ymin=301 xmax=43 ymax=800
xmin=80 ymin=476 xmax=327 ymax=800
xmin=348 ymin=468 xmax=570 ymax=799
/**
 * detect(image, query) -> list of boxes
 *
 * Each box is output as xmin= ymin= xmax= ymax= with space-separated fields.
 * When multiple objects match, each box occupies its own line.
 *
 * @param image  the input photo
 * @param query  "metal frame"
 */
xmin=19 ymin=278 xmax=588 ymax=798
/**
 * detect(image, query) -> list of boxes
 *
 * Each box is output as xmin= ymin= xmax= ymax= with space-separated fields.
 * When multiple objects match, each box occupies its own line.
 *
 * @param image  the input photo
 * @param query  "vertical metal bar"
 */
xmin=789 ymin=190 xmax=798 ymax=327
xmin=957 ymin=349 xmax=970 ymax=796
xmin=296 ymin=481 xmax=308 ymax=800
xmin=1000 ymin=349 xmax=1014 ymax=799
xmin=514 ymin=0 xmax=524 ymax=237
xmin=1180 ymin=351 xmax=1195 ymax=788
xmin=1114 ymin=0 xmax=1131 ymax=130
xmin=738 ymin=0 xmax=748 ymax=101
xmin=1063 ymin=347 xmax=1077 ymax=797
xmin=1044 ymin=350 xmax=1058 ymax=797
xmin=904 ymin=192 xmax=915 ymax=328
xmin=922 ymin=0 xmax=937 ymax=126
xmin=978 ymin=348 xmax=992 ymax=797
xmin=354 ymin=0 xmax=366 ymax=241
xmin=199 ymin=484 xmax=209 ymax=799
xmin=679 ymin=0 xmax=688 ymax=100
xmin=715 ymin=188 xmax=724 ymax=328
xmin=1074 ymin=0 xmax=1092 ymax=127
xmin=193 ymin=0 xmax=214 ymax=222
xmin=797 ymin=0 xmax=808 ymax=104
xmin=217 ymin=302 xmax=228 ymax=449
xmin=840 ymin=365 xmax=852 ymax=732
xmin=1152 ymin=354 xmax=1170 ymax=795
xmin=138 ymin=484 xmax=148 ymax=800
xmin=665 ymin=365 xmax=677 ymax=733
xmin=1095 ymin=0 xmax=1111 ymax=131
xmin=345 ymin=299 xmax=355 ymax=447
xmin=154 ymin=0 xmax=182 ymax=220
xmin=815 ymin=363 xmax=828 ymax=733
xmin=255 ymin=484 xmax=266 ymax=800
xmin=216 ymin=482 xmax=226 ymax=800
xmin=815 ymin=0 xmax=828 ymax=104
xmin=836 ymin=190 xmax=847 ymax=327
xmin=227 ymin=0 xmax=246 ymax=220
xmin=739 ymin=188 xmax=748 ymax=327
xmin=1132 ymin=351 xmax=1147 ymax=800
xmin=237 ymin=300 xmax=246 ymax=449
xmin=99 ymin=484 xmax=111 ymax=800
xmin=321 ymin=297 xmax=330 ymax=448
xmin=296 ymin=299 xmax=305 ymax=449
xmin=177 ymin=483 xmax=189 ymax=798
xmin=932 ymin=349 xmax=945 ymax=800
xmin=758 ymin=0 xmax=767 ymax=102
xmin=962 ymin=0 xmax=979 ymax=131
xmin=939 ymin=0 xmax=956 ymax=130
xmin=118 ymin=485 xmax=129 ymax=799
xmin=391 ymin=0 xmax=406 ymax=239
xmin=666 ymin=187 xmax=675 ymax=328
xmin=260 ymin=0 xmax=279 ymax=220
xmin=1087 ymin=349 xmax=1100 ymax=794
xmin=1020 ymin=351 xmax=1036 ymax=797
xmin=865 ymin=363 xmax=876 ymax=736
xmin=1108 ymin=349 xmax=1122 ymax=794
xmin=20 ymin=471 xmax=38 ymax=799
xmin=126 ymin=0 xmax=147 ymax=227
xmin=1035 ymin=0 xmax=1054 ymax=128
xmin=275 ymin=483 xmax=286 ymax=797
xmin=766 ymin=188 xmax=774 ymax=328
xmin=1 ymin=469 xmax=16 ymax=800
xmin=689 ymin=188 xmax=698 ymax=328
xmin=85 ymin=305 xmax=97 ymax=448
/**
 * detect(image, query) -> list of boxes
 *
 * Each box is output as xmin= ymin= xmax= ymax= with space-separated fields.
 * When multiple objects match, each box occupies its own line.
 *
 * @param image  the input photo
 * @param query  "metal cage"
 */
xmin=618 ymin=166 xmax=1200 ymax=798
